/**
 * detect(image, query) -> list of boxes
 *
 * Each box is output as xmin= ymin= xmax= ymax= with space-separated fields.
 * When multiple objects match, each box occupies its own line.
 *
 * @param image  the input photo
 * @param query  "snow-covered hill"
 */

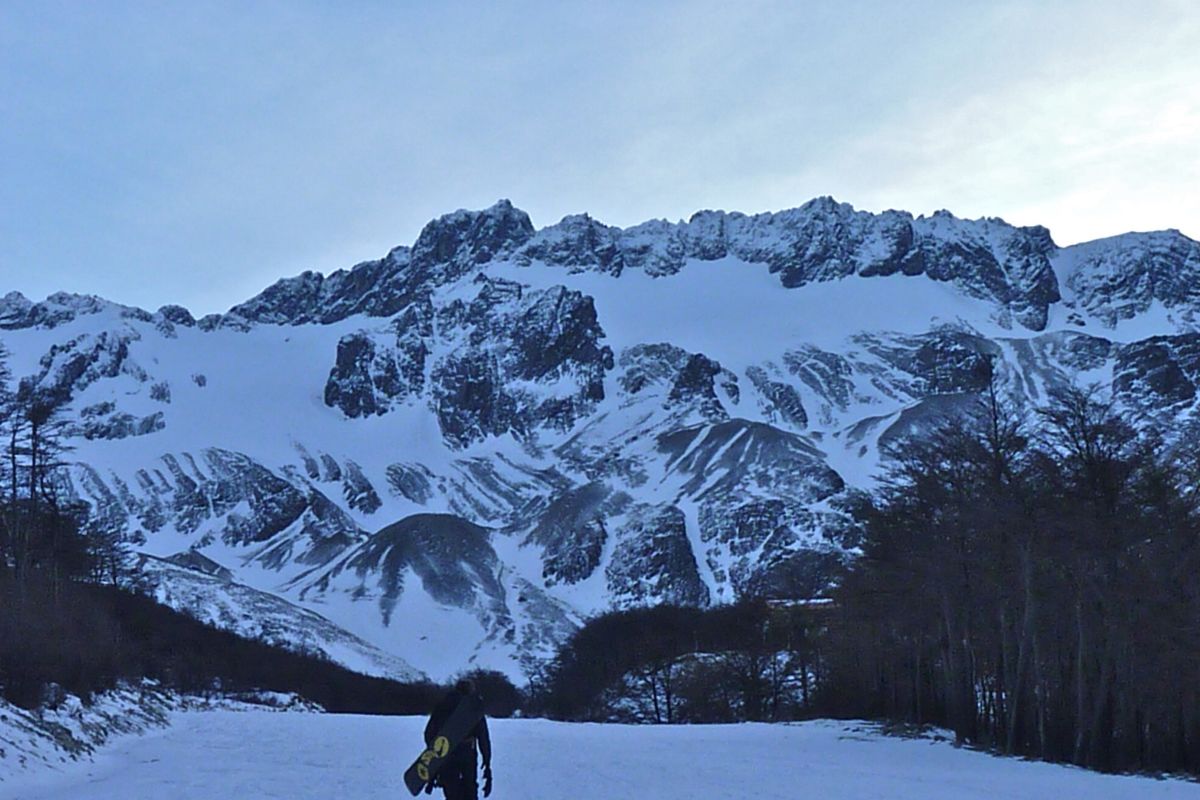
xmin=4 ymin=710 xmax=1196 ymax=800
xmin=4 ymin=197 xmax=1199 ymax=679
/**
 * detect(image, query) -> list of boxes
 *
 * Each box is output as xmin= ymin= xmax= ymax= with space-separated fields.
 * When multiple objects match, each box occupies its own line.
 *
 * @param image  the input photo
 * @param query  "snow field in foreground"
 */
xmin=3 ymin=711 xmax=1197 ymax=799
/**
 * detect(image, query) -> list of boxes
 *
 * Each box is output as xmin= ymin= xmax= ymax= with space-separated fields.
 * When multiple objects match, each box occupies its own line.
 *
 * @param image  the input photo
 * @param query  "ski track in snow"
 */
xmin=2 ymin=711 xmax=1196 ymax=800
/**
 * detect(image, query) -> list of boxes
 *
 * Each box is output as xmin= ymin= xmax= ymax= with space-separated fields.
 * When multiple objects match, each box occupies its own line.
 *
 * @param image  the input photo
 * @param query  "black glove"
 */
xmin=482 ymin=764 xmax=493 ymax=798
xmin=423 ymin=775 xmax=439 ymax=795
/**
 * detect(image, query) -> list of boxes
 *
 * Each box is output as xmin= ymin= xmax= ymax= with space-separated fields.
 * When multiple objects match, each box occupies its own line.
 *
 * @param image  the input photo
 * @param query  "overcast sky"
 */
xmin=2 ymin=1 xmax=1197 ymax=315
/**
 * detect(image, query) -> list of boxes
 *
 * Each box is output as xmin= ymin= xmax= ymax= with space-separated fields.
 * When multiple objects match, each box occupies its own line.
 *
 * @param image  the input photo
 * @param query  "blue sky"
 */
xmin=2 ymin=1 xmax=1197 ymax=315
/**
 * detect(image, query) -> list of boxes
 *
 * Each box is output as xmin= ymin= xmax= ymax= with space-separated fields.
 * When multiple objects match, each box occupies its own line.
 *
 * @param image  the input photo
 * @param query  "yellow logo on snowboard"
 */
xmin=416 ymin=737 xmax=451 ymax=783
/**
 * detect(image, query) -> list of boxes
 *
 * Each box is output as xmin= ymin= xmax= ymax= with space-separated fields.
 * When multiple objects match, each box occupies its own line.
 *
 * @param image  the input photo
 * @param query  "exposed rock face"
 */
xmin=341 ymin=460 xmax=382 ymax=515
xmin=156 ymin=305 xmax=196 ymax=327
xmin=60 ymin=449 xmax=366 ymax=566
xmin=519 ymin=213 xmax=624 ymax=274
xmin=230 ymin=201 xmax=535 ymax=327
xmin=607 ymin=505 xmax=710 ymax=608
xmin=225 ymin=250 xmax=415 ymax=325
xmin=618 ymin=344 xmax=691 ymax=395
xmin=322 ymin=277 xmax=612 ymax=445
xmin=0 ymin=292 xmax=151 ymax=331
xmin=780 ymin=346 xmax=857 ymax=426
xmin=324 ymin=332 xmax=405 ymax=418
xmin=386 ymin=463 xmax=436 ymax=505
xmin=429 ymin=281 xmax=613 ymax=446
xmin=523 ymin=482 xmax=631 ymax=587
xmin=1113 ymin=334 xmax=1200 ymax=411
xmin=411 ymin=200 xmax=535 ymax=279
xmin=746 ymin=366 xmax=808 ymax=428
xmin=854 ymin=330 xmax=1001 ymax=397
xmin=34 ymin=331 xmax=143 ymax=402
xmin=223 ymin=197 xmax=1079 ymax=334
xmin=1059 ymin=231 xmax=1200 ymax=327
xmin=667 ymin=354 xmax=730 ymax=421
xmin=79 ymin=407 xmax=165 ymax=440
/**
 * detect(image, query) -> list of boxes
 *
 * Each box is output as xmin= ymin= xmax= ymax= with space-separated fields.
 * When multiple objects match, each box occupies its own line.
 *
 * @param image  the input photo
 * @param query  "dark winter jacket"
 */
xmin=425 ymin=689 xmax=492 ymax=768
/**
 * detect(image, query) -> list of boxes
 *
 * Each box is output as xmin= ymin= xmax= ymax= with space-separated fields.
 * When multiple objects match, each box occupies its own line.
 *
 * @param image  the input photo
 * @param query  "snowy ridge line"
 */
xmin=4 ymin=197 xmax=1198 ymax=338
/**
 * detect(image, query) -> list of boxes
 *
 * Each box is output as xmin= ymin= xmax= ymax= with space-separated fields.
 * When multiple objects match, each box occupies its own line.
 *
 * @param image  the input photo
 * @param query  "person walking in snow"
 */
xmin=423 ymin=678 xmax=493 ymax=799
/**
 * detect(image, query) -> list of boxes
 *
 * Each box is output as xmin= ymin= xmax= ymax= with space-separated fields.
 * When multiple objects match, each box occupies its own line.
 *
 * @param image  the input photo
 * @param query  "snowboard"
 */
xmin=404 ymin=694 xmax=485 ymax=796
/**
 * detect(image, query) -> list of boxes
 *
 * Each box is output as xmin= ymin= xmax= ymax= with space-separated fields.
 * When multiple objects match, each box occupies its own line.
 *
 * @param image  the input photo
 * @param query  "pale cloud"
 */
xmin=804 ymin=3 xmax=1200 ymax=243
xmin=1 ymin=1 xmax=1195 ymax=314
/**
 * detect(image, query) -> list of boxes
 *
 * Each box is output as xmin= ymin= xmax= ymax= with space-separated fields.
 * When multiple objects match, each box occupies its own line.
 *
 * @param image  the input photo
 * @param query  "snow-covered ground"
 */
xmin=2 ymin=711 xmax=1195 ymax=799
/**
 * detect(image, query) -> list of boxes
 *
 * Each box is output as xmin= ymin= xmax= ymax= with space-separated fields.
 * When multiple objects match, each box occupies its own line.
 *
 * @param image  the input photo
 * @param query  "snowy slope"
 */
xmin=4 ymin=710 xmax=1197 ymax=800
xmin=4 ymin=198 xmax=1200 ymax=680
xmin=0 ymin=690 xmax=172 ymax=786
xmin=135 ymin=555 xmax=423 ymax=681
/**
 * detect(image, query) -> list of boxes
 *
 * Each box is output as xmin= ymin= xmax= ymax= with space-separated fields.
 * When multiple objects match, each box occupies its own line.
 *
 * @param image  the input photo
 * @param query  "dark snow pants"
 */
xmin=439 ymin=749 xmax=479 ymax=800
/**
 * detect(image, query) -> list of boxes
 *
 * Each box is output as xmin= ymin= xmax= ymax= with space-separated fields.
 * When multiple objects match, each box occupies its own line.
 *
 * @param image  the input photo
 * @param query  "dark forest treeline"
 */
xmin=534 ymin=601 xmax=827 ymax=723
xmin=0 ymin=570 xmax=443 ymax=713
xmin=821 ymin=383 xmax=1200 ymax=775
xmin=0 ymin=348 xmax=444 ymax=714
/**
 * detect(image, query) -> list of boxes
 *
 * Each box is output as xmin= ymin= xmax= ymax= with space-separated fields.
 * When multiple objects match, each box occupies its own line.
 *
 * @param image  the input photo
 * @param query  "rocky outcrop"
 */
xmin=341 ymin=460 xmax=382 ymax=514
xmin=324 ymin=332 xmax=407 ymax=417
xmin=523 ymin=482 xmax=631 ymax=586
xmin=79 ymin=406 xmax=165 ymax=440
xmin=0 ymin=292 xmax=152 ymax=331
xmin=607 ymin=505 xmax=710 ymax=607
xmin=746 ymin=366 xmax=808 ymax=428
xmin=410 ymin=199 xmax=534 ymax=280
xmin=1060 ymin=231 xmax=1200 ymax=327
xmin=34 ymin=330 xmax=144 ymax=401
xmin=856 ymin=330 xmax=1001 ymax=397
xmin=62 ymin=449 xmax=366 ymax=566
xmin=156 ymin=304 xmax=196 ymax=327
xmin=780 ymin=346 xmax=858 ymax=426
xmin=618 ymin=343 xmax=691 ymax=395
xmin=667 ymin=354 xmax=731 ymax=421
xmin=1113 ymin=334 xmax=1200 ymax=412
xmin=231 ymin=200 xmax=535 ymax=326
xmin=428 ymin=280 xmax=612 ymax=446
xmin=386 ymin=463 xmax=437 ymax=505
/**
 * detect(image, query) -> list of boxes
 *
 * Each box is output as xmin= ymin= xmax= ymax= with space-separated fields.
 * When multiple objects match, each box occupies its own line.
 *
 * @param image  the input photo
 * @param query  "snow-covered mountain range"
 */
xmin=4 ymin=197 xmax=1199 ymax=681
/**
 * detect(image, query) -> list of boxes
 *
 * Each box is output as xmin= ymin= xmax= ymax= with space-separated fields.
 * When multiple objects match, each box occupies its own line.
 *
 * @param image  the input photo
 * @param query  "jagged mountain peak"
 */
xmin=411 ymin=198 xmax=535 ymax=269
xmin=0 ymin=290 xmax=157 ymax=331
xmin=1056 ymin=228 xmax=1200 ymax=328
